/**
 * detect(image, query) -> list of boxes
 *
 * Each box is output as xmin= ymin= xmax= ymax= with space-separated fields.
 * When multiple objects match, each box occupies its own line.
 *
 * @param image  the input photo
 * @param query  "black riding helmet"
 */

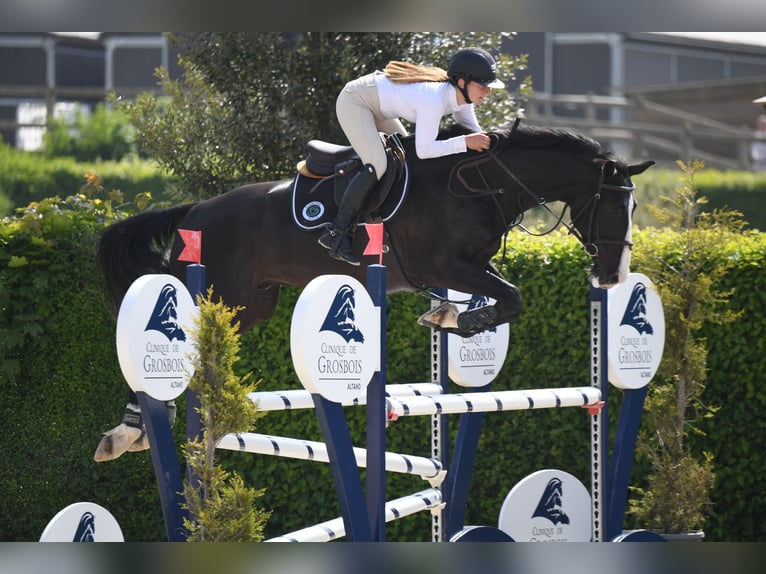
xmin=447 ymin=47 xmax=505 ymax=104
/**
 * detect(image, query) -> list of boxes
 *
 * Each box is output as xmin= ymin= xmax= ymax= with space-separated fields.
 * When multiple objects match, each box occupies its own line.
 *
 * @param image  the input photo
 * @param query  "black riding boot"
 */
xmin=318 ymin=164 xmax=378 ymax=266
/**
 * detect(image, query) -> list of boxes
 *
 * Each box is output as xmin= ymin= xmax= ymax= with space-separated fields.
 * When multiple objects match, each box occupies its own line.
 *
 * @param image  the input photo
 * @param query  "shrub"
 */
xmin=183 ymin=291 xmax=270 ymax=541
xmin=43 ymin=102 xmax=138 ymax=162
xmin=0 ymin=141 xmax=175 ymax=216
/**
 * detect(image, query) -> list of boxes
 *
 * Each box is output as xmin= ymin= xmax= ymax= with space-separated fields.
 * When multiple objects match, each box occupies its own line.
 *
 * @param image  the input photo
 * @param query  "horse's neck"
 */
xmin=507 ymin=151 xmax=589 ymax=210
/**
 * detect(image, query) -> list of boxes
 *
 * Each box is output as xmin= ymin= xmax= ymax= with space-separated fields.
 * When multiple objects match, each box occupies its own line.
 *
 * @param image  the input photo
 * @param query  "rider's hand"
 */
xmin=465 ymin=132 xmax=491 ymax=152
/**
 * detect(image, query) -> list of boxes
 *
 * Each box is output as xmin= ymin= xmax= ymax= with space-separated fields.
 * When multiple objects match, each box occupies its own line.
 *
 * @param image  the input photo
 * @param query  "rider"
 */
xmin=318 ymin=46 xmax=506 ymax=265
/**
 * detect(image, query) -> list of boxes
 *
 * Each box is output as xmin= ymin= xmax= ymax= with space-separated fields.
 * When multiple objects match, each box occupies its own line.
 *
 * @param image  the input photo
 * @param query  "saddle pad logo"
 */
xmin=302 ymin=200 xmax=325 ymax=222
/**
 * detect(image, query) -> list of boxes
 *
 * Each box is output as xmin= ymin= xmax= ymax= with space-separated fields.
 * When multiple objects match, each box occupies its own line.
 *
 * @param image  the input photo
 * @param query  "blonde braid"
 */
xmin=383 ymin=61 xmax=449 ymax=84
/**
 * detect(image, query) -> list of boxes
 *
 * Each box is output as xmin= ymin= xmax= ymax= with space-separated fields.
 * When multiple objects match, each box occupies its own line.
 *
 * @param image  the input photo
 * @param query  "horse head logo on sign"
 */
xmin=619 ymin=282 xmax=654 ymax=335
xmin=531 ymin=477 xmax=570 ymax=526
xmin=73 ymin=511 xmax=95 ymax=542
xmin=498 ymin=469 xmax=591 ymax=541
xmin=607 ymin=273 xmax=665 ymax=390
xmin=145 ymin=283 xmax=187 ymax=342
xmin=116 ymin=275 xmax=196 ymax=401
xmin=291 ymin=275 xmax=379 ymax=404
xmin=320 ymin=284 xmax=365 ymax=343
xmin=40 ymin=502 xmax=124 ymax=542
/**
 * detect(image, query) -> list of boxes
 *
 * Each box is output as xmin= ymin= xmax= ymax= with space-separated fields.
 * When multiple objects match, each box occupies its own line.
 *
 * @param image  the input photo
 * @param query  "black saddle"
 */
xmin=292 ymin=133 xmax=409 ymax=231
xmin=300 ymin=140 xmax=358 ymax=177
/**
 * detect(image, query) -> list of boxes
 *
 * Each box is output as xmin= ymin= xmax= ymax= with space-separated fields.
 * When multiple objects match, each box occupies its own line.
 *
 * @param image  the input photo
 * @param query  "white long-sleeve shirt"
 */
xmin=374 ymin=74 xmax=482 ymax=159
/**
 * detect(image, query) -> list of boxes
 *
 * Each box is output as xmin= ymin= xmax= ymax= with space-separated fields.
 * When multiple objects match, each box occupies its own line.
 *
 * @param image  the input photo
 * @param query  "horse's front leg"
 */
xmin=418 ymin=263 xmax=523 ymax=337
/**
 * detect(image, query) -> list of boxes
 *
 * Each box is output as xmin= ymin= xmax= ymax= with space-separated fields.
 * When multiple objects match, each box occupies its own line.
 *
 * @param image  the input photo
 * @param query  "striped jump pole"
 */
xmin=386 ymin=386 xmax=603 ymax=418
xmin=246 ymin=382 xmax=444 ymax=412
xmin=265 ymin=487 xmax=443 ymax=543
xmin=217 ymin=432 xmax=445 ymax=482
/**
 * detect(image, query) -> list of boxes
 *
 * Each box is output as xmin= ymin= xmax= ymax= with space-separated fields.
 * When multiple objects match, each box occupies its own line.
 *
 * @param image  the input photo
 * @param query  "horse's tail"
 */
xmin=97 ymin=203 xmax=194 ymax=317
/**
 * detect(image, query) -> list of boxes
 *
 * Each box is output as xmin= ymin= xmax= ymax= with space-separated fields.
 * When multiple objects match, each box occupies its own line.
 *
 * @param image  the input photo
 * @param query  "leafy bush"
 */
xmin=43 ymin=102 xmax=138 ymax=162
xmin=634 ymin=167 xmax=766 ymax=231
xmin=0 ymin=188 xmax=168 ymax=541
xmin=0 ymin=141 xmax=175 ymax=216
xmin=2 ymin=181 xmax=766 ymax=541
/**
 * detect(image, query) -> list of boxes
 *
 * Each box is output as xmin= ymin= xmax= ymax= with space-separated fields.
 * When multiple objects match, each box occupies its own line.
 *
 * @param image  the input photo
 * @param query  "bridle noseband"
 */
xmin=568 ymin=165 xmax=637 ymax=257
xmin=447 ymin=135 xmax=636 ymax=259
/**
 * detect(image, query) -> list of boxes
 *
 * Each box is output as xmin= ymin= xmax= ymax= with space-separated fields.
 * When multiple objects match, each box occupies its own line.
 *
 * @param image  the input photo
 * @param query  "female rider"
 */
xmin=318 ymin=46 xmax=505 ymax=265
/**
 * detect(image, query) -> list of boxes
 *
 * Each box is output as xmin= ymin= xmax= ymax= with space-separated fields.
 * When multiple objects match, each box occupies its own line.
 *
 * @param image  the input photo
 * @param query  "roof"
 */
xmin=644 ymin=32 xmax=766 ymax=50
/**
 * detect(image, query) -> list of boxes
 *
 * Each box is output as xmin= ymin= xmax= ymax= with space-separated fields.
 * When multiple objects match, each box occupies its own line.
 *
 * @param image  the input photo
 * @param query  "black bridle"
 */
xmin=447 ymin=135 xmax=636 ymax=259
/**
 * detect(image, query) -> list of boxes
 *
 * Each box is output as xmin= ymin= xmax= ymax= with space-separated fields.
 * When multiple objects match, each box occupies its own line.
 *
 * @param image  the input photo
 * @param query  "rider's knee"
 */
xmin=369 ymin=158 xmax=386 ymax=180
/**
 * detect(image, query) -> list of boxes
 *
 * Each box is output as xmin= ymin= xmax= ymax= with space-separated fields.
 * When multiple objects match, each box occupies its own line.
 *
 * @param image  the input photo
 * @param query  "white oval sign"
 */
xmin=40 ymin=502 xmax=124 ymax=542
xmin=290 ymin=275 xmax=380 ymax=403
xmin=498 ymin=469 xmax=592 ymax=542
xmin=116 ymin=274 xmax=197 ymax=401
xmin=607 ymin=273 xmax=665 ymax=389
xmin=447 ymin=290 xmax=510 ymax=387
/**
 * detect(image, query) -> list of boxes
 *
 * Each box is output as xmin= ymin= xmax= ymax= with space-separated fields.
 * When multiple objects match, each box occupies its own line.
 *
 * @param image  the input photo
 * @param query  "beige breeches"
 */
xmin=336 ymin=72 xmax=408 ymax=179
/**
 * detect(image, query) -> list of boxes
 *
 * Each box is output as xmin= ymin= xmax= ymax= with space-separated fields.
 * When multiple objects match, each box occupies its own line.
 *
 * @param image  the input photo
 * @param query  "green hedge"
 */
xmin=520 ymin=167 xmax=766 ymax=233
xmin=634 ymin=167 xmax=766 ymax=231
xmin=0 ymin=197 xmax=170 ymax=541
xmin=0 ymin=143 xmax=176 ymax=217
xmin=2 ymin=202 xmax=766 ymax=541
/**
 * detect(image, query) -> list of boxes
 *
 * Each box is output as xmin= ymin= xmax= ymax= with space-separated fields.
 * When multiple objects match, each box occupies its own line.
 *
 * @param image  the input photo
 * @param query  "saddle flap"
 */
xmin=292 ymin=132 xmax=409 ymax=230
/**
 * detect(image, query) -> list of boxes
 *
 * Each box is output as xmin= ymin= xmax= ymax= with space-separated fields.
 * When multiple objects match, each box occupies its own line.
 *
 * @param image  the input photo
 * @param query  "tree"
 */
xmin=182 ymin=290 xmax=270 ymax=541
xmin=118 ymin=32 xmax=530 ymax=199
xmin=628 ymin=160 xmax=745 ymax=534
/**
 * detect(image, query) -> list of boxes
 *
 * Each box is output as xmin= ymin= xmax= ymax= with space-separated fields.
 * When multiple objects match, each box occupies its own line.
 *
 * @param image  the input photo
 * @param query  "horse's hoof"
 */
xmin=93 ymin=424 xmax=143 ymax=462
xmin=457 ymin=305 xmax=499 ymax=335
xmin=418 ymin=302 xmax=459 ymax=330
xmin=127 ymin=432 xmax=150 ymax=452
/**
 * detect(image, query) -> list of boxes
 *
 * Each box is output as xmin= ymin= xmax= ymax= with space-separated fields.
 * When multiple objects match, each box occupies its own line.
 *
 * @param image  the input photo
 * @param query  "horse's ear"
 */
xmin=603 ymin=160 xmax=617 ymax=177
xmin=628 ymin=160 xmax=655 ymax=176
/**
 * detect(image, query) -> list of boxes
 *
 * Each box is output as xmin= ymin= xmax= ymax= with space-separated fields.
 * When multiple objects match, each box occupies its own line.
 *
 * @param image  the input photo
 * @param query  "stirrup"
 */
xmin=329 ymin=248 xmax=360 ymax=266
xmin=328 ymin=233 xmax=359 ymax=266
xmin=318 ymin=225 xmax=349 ymax=250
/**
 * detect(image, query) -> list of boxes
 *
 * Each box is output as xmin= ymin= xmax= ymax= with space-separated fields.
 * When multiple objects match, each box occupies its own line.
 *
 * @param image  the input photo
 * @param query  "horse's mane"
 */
xmin=408 ymin=122 xmax=608 ymax=159
xmin=498 ymin=124 xmax=605 ymax=156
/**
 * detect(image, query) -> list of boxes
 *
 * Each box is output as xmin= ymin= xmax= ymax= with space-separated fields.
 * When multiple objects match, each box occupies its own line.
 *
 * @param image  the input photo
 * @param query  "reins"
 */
xmin=447 ymin=137 xmax=636 ymax=260
xmin=398 ymin=129 xmax=637 ymax=307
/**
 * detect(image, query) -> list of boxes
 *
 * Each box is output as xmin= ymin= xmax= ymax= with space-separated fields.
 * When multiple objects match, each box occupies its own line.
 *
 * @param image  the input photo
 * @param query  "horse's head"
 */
xmin=570 ymin=157 xmax=654 ymax=289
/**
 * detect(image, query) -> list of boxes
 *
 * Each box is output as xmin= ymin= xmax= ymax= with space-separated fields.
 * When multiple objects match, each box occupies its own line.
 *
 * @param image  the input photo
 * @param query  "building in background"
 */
xmin=510 ymin=32 xmax=766 ymax=168
xmin=2 ymin=32 xmax=765 ymax=167
xmin=0 ymin=32 xmax=181 ymax=150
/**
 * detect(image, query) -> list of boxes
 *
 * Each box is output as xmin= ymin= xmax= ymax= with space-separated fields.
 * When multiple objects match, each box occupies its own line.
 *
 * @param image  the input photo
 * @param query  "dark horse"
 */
xmin=93 ymin=123 xmax=654 ymax=460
